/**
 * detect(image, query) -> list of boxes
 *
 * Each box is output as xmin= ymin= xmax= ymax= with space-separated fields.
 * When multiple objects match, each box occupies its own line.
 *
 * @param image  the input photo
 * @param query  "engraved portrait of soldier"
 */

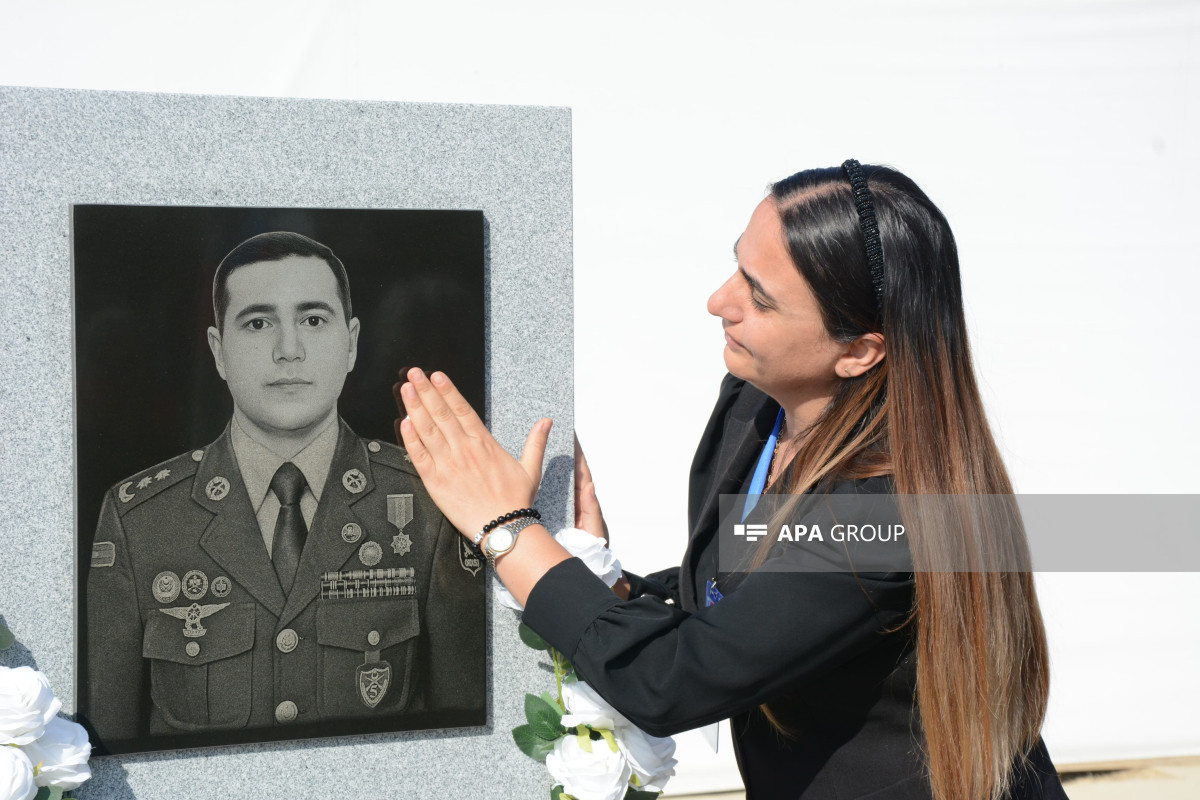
xmin=75 ymin=208 xmax=487 ymax=754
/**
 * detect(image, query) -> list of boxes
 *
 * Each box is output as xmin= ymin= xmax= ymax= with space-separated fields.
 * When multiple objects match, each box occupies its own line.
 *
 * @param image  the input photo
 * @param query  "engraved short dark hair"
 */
xmin=213 ymin=231 xmax=352 ymax=331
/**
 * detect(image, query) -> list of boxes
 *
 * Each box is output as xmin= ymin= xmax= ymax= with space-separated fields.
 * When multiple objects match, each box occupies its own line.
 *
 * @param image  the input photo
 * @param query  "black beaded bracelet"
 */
xmin=481 ymin=507 xmax=541 ymax=534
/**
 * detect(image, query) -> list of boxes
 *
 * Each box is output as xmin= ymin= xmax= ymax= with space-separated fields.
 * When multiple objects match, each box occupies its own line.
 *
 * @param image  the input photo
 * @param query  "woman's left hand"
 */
xmin=393 ymin=367 xmax=552 ymax=538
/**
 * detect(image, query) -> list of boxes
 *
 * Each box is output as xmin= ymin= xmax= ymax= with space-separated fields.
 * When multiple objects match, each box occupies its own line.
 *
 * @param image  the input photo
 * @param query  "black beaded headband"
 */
xmin=841 ymin=158 xmax=885 ymax=305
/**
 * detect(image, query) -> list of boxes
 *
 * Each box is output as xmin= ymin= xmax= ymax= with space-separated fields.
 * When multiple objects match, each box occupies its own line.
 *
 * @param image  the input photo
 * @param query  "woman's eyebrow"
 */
xmin=739 ymin=267 xmax=776 ymax=304
xmin=733 ymin=235 xmax=777 ymax=303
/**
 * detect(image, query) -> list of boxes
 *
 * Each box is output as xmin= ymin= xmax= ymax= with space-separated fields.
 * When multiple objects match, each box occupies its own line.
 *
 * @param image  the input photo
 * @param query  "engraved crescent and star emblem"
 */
xmin=152 ymin=571 xmax=181 ymax=603
xmin=118 ymin=482 xmax=135 ymax=503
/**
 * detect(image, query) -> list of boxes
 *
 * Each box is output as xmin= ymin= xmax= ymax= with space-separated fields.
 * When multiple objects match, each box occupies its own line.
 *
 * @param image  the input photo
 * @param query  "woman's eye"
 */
xmin=750 ymin=294 xmax=771 ymax=311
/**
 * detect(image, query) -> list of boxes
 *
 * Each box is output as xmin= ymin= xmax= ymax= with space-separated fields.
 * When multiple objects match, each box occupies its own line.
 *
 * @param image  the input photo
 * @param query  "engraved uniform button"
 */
xmin=191 ymin=449 xmax=204 ymax=462
xmin=275 ymin=700 xmax=298 ymax=724
xmin=276 ymin=628 xmax=299 ymax=653
xmin=341 ymin=522 xmax=362 ymax=543
xmin=185 ymin=642 xmax=200 ymax=657
xmin=367 ymin=630 xmax=380 ymax=646
xmin=368 ymin=441 xmax=381 ymax=453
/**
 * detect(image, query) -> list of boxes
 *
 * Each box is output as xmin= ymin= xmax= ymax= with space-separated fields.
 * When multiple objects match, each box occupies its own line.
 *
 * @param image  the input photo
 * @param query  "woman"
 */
xmin=394 ymin=161 xmax=1068 ymax=800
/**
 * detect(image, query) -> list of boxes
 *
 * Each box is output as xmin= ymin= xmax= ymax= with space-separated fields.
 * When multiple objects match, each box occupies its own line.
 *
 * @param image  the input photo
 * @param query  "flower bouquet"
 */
xmin=1 ymin=623 xmax=92 ymax=800
xmin=498 ymin=530 xmax=677 ymax=800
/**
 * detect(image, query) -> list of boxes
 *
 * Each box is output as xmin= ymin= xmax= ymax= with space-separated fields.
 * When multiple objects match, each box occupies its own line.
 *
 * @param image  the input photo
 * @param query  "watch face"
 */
xmin=488 ymin=527 xmax=515 ymax=554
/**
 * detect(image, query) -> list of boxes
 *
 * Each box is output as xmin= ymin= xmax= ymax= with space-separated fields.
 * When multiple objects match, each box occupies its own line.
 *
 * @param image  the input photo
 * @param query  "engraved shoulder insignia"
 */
xmin=91 ymin=541 xmax=116 ymax=568
xmin=112 ymin=450 xmax=200 ymax=516
xmin=366 ymin=439 xmax=417 ymax=474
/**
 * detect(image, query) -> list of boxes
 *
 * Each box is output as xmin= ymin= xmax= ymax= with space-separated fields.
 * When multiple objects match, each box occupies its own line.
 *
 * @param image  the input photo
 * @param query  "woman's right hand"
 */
xmin=574 ymin=435 xmax=610 ymax=545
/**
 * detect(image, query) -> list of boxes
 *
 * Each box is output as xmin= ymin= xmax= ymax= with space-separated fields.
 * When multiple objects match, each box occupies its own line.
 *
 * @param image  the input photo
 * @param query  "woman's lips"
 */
xmin=724 ymin=330 xmax=746 ymax=351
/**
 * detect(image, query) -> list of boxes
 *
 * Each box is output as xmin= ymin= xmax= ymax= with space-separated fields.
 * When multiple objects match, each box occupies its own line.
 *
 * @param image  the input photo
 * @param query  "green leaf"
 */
xmin=596 ymin=727 xmax=619 ymax=753
xmin=524 ymin=694 xmax=565 ymax=740
xmin=512 ymin=724 xmax=557 ymax=763
xmin=0 ymin=622 xmax=15 ymax=651
xmin=34 ymin=787 xmax=64 ymax=800
xmin=550 ymin=785 xmax=575 ymax=800
xmin=518 ymin=622 xmax=551 ymax=650
xmin=576 ymin=728 xmax=592 ymax=753
xmin=623 ymin=789 xmax=661 ymax=800
xmin=541 ymin=690 xmax=562 ymax=711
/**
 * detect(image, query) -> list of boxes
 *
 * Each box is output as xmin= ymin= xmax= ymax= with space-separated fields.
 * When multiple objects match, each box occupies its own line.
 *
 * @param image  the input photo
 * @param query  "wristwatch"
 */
xmin=483 ymin=516 xmax=539 ymax=568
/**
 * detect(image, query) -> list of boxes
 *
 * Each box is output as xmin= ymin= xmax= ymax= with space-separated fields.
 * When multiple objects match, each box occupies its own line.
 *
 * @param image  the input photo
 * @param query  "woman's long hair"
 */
xmin=764 ymin=165 xmax=1049 ymax=800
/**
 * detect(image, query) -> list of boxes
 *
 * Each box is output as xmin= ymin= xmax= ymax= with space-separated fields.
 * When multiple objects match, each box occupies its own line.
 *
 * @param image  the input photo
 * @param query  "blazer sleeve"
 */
xmin=521 ymin=556 xmax=912 ymax=738
xmin=622 ymin=567 xmax=681 ymax=604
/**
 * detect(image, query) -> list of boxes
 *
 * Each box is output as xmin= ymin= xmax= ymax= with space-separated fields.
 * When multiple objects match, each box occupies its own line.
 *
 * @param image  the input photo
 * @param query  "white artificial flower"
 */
xmin=562 ymin=679 xmax=677 ymax=794
xmin=560 ymin=678 xmax=630 ymax=731
xmin=0 ymin=667 xmax=62 ymax=745
xmin=553 ymin=529 xmax=623 ymax=587
xmin=617 ymin=724 xmax=678 ymax=793
xmin=495 ymin=527 xmax=623 ymax=610
xmin=545 ymin=732 xmax=633 ymax=800
xmin=19 ymin=716 xmax=91 ymax=790
xmin=0 ymin=745 xmax=37 ymax=800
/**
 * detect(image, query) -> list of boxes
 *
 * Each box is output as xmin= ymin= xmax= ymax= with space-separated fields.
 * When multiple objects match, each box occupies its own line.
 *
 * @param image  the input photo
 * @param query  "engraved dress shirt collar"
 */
xmin=230 ymin=413 xmax=340 ymax=513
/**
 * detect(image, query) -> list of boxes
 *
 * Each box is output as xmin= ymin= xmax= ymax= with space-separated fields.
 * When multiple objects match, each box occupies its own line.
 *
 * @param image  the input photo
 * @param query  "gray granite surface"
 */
xmin=0 ymin=86 xmax=572 ymax=798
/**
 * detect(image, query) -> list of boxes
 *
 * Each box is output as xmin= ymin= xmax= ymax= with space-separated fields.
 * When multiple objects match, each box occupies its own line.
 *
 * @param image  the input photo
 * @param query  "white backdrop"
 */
xmin=3 ymin=0 xmax=1198 ymax=793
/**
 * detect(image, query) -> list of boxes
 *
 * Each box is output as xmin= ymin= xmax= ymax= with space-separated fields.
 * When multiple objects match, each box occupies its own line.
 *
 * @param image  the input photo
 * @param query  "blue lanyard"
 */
xmin=708 ymin=407 xmax=785 ymax=607
xmin=741 ymin=407 xmax=785 ymax=521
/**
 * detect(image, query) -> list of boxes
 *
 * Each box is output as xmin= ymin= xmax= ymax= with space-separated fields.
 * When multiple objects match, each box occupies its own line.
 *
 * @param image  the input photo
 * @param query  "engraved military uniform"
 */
xmin=86 ymin=419 xmax=485 ymax=748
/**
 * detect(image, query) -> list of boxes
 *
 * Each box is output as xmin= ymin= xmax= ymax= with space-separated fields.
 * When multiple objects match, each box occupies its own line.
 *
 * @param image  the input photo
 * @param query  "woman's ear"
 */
xmin=835 ymin=333 xmax=885 ymax=378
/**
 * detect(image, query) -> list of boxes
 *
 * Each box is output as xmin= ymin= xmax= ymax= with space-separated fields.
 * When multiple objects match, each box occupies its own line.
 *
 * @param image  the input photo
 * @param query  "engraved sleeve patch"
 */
xmin=91 ymin=541 xmax=116 ymax=568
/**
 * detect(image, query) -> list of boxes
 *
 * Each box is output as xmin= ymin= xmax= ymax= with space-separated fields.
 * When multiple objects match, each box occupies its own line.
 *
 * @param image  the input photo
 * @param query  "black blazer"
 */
xmin=524 ymin=375 xmax=1067 ymax=799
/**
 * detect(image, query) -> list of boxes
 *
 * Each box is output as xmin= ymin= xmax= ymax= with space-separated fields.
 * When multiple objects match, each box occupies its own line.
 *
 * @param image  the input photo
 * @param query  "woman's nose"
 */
xmin=707 ymin=273 xmax=740 ymax=320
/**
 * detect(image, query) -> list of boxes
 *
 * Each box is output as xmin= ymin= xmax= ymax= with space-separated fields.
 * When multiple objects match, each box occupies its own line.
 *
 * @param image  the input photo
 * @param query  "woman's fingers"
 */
xmin=396 ymin=417 xmax=434 ymax=477
xmin=574 ymin=434 xmax=595 ymax=488
xmin=429 ymin=371 xmax=489 ymax=436
xmin=573 ymin=435 xmax=609 ymax=543
xmin=520 ymin=418 xmax=553 ymax=486
xmin=576 ymin=482 xmax=609 ymax=544
xmin=406 ymin=368 xmax=466 ymax=444
xmin=397 ymin=380 xmax=451 ymax=458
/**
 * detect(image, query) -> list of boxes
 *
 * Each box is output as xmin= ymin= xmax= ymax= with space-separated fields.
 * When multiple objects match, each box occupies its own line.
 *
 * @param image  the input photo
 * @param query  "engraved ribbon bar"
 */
xmin=320 ymin=567 xmax=415 ymax=582
xmin=320 ymin=584 xmax=417 ymax=600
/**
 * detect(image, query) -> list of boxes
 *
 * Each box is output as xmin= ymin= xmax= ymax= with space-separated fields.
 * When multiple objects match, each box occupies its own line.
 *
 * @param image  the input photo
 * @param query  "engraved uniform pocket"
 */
xmin=315 ymin=597 xmax=420 ymax=718
xmin=142 ymin=602 xmax=255 ymax=731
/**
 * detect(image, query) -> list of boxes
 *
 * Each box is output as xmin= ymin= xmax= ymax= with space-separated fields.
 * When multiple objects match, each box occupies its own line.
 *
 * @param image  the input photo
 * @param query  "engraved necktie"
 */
xmin=270 ymin=462 xmax=308 ymax=594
